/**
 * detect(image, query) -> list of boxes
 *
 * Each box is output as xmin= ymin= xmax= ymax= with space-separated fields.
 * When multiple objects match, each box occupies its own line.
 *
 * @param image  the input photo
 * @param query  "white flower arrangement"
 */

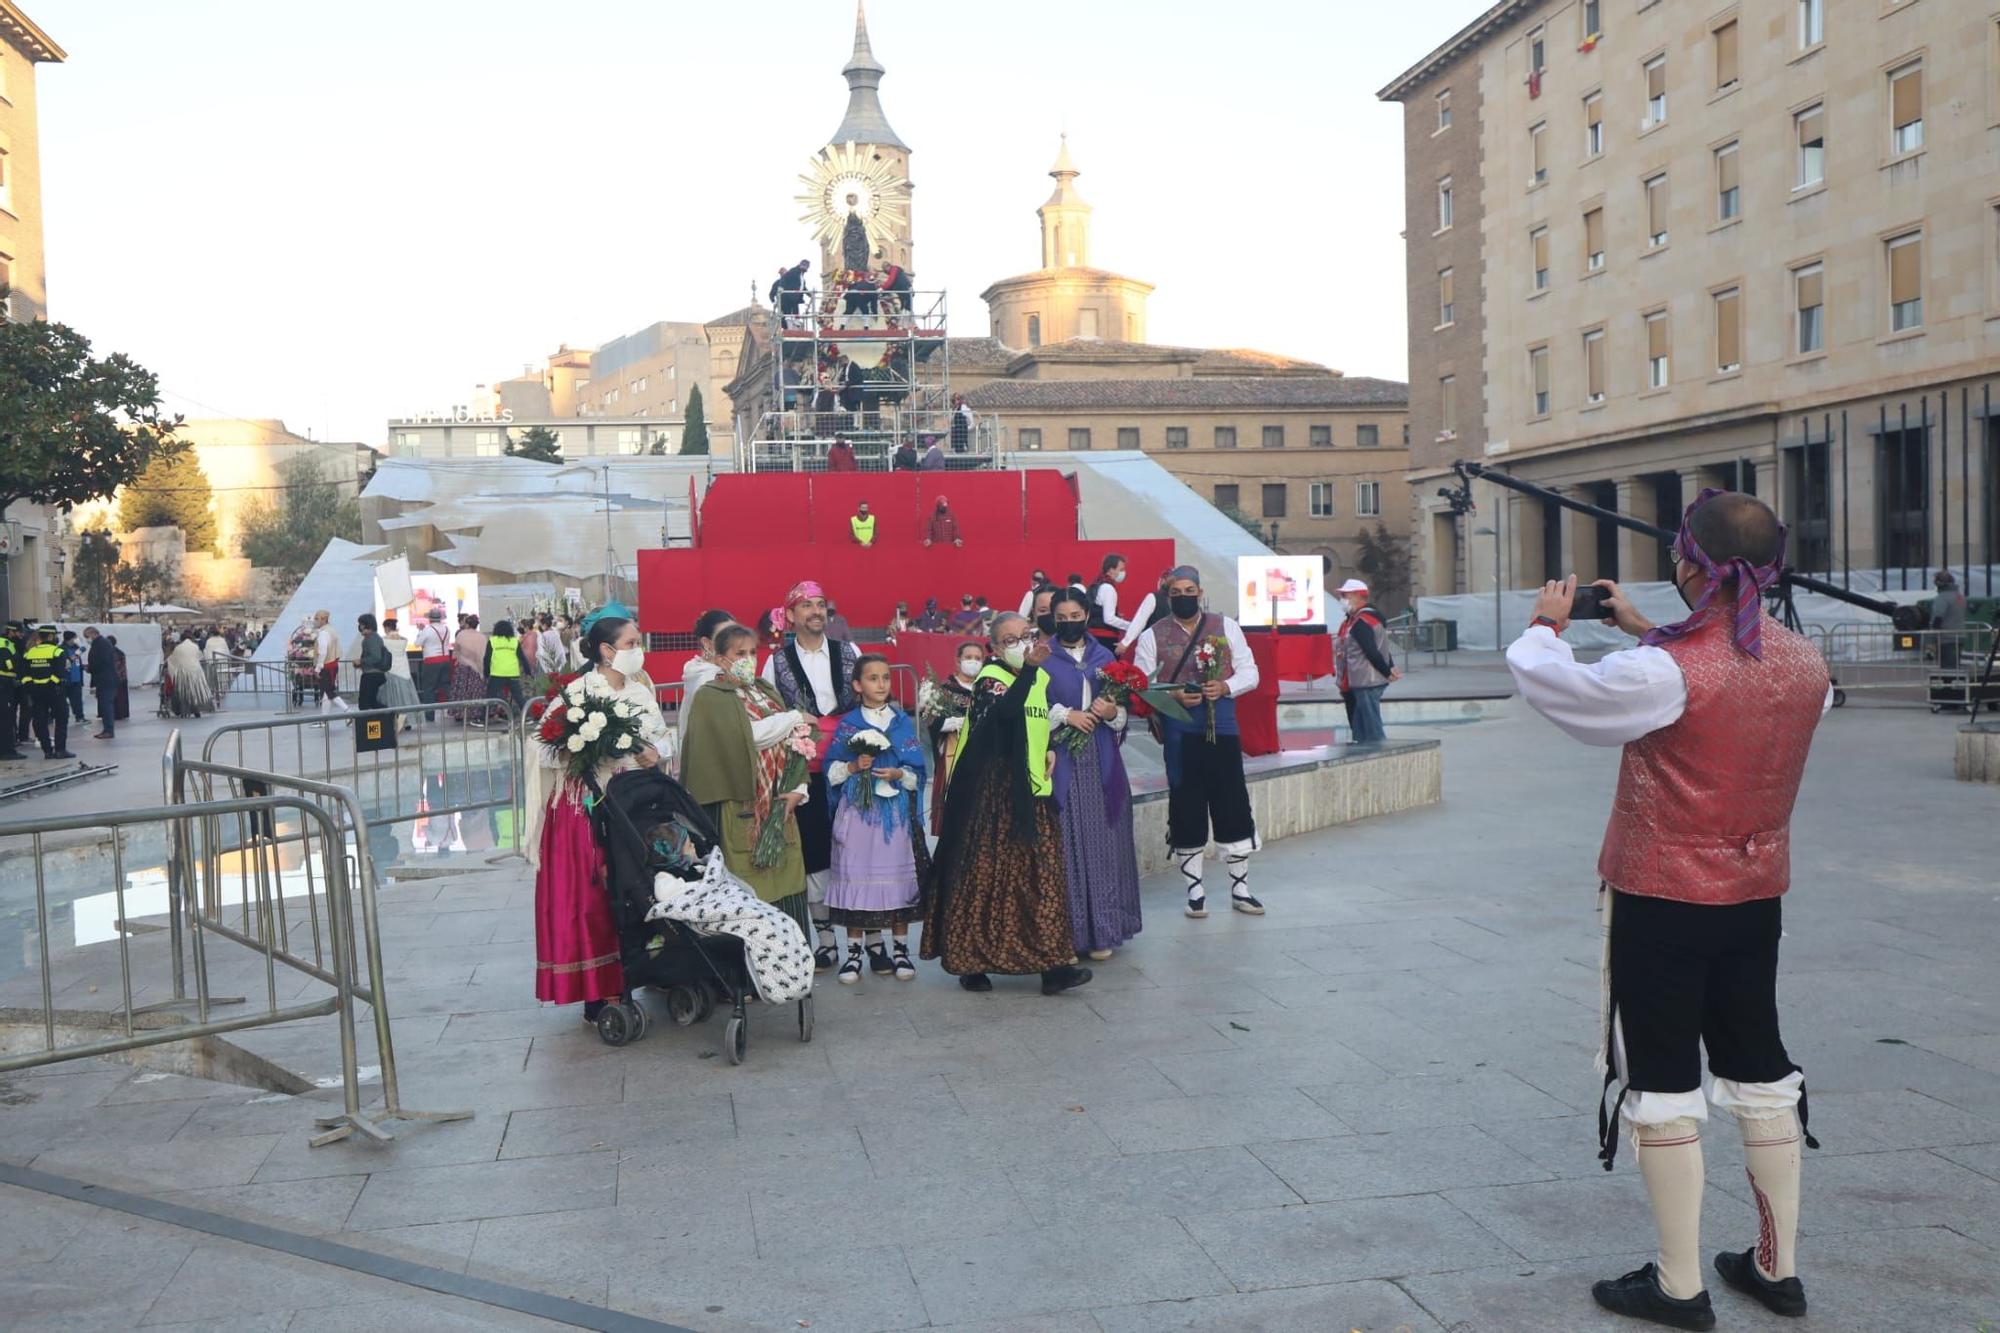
xmin=615 ymin=734 xmax=633 ymax=750
xmin=565 ymin=734 xmax=587 ymax=752
xmin=587 ymin=711 xmax=607 ymax=728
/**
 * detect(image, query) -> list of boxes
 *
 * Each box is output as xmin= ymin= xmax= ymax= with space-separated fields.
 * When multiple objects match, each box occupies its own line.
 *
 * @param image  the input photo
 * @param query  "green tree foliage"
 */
xmin=70 ymin=525 xmax=123 ymax=619
xmin=237 ymin=453 xmax=361 ymax=595
xmin=1356 ymin=521 xmax=1413 ymax=613
xmin=118 ymin=449 xmax=219 ymax=552
xmin=0 ymin=291 xmax=182 ymax=516
xmin=505 ymin=425 xmax=562 ymax=463
xmin=679 ymin=385 xmax=709 ymax=456
xmin=113 ymin=556 xmax=180 ymax=612
xmin=1218 ymin=505 xmax=1267 ymax=543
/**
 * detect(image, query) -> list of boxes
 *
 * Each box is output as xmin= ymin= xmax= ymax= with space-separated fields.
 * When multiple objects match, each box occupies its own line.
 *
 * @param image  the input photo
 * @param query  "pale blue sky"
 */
xmin=33 ymin=0 xmax=1471 ymax=445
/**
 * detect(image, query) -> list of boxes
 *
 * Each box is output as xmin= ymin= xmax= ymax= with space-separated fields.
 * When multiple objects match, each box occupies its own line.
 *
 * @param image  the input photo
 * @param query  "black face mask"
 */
xmin=1054 ymin=620 xmax=1089 ymax=644
xmin=1035 ymin=613 xmax=1057 ymax=637
xmin=1170 ymin=594 xmax=1202 ymax=620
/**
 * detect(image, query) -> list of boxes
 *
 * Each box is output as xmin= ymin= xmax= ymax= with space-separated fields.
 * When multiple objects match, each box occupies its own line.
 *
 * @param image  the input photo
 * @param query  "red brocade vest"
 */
xmin=1597 ymin=613 xmax=1828 ymax=906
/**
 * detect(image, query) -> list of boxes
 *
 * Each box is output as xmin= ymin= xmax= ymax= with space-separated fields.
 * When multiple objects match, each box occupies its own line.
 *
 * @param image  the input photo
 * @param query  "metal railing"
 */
xmin=747 ymin=410 xmax=1002 ymax=473
xmin=1813 ymin=623 xmax=1997 ymax=709
xmin=203 ymin=655 xmax=303 ymax=712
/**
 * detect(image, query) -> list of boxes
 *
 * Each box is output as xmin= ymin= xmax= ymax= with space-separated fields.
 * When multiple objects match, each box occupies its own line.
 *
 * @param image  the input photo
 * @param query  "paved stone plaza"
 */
xmin=2 ymin=691 xmax=1996 ymax=1331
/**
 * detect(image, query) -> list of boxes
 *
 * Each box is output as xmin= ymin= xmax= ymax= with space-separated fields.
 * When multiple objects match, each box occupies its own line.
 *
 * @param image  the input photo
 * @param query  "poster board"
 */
xmin=376 ymin=573 xmax=480 ymax=634
xmin=1235 ymin=555 xmax=1326 ymax=628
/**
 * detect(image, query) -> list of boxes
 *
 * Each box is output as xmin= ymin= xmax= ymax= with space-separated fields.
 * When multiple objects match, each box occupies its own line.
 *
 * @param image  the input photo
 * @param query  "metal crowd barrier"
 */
xmin=203 ymin=655 xmax=302 ymax=713
xmin=1813 ymin=623 xmax=1997 ymax=710
xmin=198 ymin=700 xmax=526 ymax=863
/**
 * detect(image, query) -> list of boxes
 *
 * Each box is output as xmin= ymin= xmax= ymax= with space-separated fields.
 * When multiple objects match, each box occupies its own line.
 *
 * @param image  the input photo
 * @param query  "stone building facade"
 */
xmin=1382 ymin=0 xmax=2000 ymax=601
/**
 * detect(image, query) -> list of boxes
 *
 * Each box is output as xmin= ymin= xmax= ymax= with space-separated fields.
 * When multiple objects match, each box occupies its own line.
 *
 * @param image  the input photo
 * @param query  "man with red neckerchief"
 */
xmin=1506 ymin=490 xmax=1832 ymax=1331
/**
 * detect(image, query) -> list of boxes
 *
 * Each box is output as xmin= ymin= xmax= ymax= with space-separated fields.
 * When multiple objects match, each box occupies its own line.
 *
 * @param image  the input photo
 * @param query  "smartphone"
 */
xmin=1569 ymin=585 xmax=1614 ymax=621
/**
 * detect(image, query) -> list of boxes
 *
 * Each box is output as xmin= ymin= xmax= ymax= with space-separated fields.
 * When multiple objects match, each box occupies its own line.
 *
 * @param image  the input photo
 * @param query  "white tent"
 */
xmin=109 ymin=602 xmax=199 ymax=616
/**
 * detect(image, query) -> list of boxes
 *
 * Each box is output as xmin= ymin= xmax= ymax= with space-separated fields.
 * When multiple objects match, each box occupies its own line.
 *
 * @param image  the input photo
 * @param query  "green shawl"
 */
xmin=680 ymin=675 xmax=780 ymax=807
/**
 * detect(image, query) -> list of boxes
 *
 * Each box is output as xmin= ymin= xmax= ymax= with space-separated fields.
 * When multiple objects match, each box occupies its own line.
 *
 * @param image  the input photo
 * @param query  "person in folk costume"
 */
xmin=378 ymin=617 xmax=422 ymax=731
xmin=1044 ymin=588 xmax=1143 ymax=959
xmin=823 ymin=655 xmax=932 ymax=983
xmin=1133 ymin=566 xmax=1264 ymax=920
xmin=759 ymin=580 xmax=865 ymax=970
xmin=1085 ymin=552 xmax=1132 ymax=650
xmin=926 ymin=639 xmax=984 ymax=835
xmin=524 ymin=607 xmax=670 ymax=1023
xmin=677 ymin=609 xmax=736 ymax=755
xmin=921 ymin=613 xmax=1092 ymax=997
xmin=446 ymin=614 xmax=489 ymax=720
xmin=1508 ymin=492 xmax=1831 ymax=1329
xmin=1118 ymin=568 xmax=1174 ymax=652
xmin=680 ymin=624 xmax=812 ymax=934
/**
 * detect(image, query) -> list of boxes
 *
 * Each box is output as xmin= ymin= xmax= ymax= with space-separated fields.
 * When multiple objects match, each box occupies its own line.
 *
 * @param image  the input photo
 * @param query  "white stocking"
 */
xmin=1635 ymin=1117 xmax=1706 ymax=1300
xmin=1176 ymin=848 xmax=1205 ymax=904
xmin=1737 ymin=1107 xmax=1802 ymax=1281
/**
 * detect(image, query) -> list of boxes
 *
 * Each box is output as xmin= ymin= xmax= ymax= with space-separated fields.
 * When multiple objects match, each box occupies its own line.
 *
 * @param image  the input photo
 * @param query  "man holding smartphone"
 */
xmin=1505 ymin=491 xmax=1831 ymax=1330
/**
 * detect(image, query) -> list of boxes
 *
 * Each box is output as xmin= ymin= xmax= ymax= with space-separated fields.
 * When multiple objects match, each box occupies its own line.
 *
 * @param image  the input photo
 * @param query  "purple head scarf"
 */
xmin=1640 ymin=488 xmax=1787 ymax=659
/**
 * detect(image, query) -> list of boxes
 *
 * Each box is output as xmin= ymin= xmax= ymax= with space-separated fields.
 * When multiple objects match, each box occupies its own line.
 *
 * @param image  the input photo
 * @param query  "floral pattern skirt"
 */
xmin=922 ymin=769 xmax=1071 ymax=976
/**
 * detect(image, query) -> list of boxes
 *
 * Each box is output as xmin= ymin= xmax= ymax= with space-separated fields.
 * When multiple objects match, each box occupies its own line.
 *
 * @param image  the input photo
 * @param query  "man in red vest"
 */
xmin=1507 ymin=491 xmax=1831 ymax=1330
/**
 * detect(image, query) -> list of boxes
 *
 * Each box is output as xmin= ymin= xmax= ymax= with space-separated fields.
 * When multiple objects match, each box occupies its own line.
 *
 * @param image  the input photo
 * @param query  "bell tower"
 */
xmin=1038 ymin=135 xmax=1091 ymax=270
xmin=803 ymin=1 xmax=913 ymax=275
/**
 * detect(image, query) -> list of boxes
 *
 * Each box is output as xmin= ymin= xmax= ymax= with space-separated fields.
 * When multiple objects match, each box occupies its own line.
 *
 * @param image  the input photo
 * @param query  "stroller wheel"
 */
xmin=693 ymin=986 xmax=716 ymax=1025
xmin=724 ymin=1015 xmax=748 ymax=1065
xmin=798 ymin=995 xmax=815 ymax=1044
xmin=665 ymin=985 xmax=701 ymax=1028
xmin=628 ymin=998 xmax=651 ymax=1041
xmin=595 ymin=1002 xmax=635 ymax=1047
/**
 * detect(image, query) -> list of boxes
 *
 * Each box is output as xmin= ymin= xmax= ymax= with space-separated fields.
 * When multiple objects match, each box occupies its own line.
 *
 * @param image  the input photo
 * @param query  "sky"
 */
xmin=33 ymin=0 xmax=1474 ymax=447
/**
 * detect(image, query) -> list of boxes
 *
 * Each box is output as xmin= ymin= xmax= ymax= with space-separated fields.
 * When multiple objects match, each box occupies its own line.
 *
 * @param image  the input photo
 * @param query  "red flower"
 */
xmin=538 ymin=709 xmax=567 ymax=743
xmin=1101 ymin=662 xmax=1149 ymax=693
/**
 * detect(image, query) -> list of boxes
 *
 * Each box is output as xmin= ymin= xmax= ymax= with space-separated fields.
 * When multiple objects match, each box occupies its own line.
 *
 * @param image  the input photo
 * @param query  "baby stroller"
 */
xmin=589 ymin=767 xmax=815 ymax=1062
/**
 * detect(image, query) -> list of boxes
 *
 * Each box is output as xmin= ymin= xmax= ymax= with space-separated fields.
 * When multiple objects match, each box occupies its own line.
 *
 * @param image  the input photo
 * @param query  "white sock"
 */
xmin=1225 ymin=851 xmax=1252 ymax=899
xmin=1738 ymin=1108 xmax=1802 ymax=1281
xmin=812 ymin=915 xmax=834 ymax=948
xmin=1177 ymin=849 xmax=1204 ymax=902
xmin=1636 ymin=1117 xmax=1706 ymax=1300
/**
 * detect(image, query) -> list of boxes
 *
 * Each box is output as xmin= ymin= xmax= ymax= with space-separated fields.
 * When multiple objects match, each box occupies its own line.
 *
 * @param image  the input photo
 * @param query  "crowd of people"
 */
xmin=287 ymin=606 xmax=587 ymax=727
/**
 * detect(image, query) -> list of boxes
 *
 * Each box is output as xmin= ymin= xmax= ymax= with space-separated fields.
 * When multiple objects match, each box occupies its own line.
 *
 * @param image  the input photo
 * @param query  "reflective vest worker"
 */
xmin=850 ymin=504 xmax=876 ymax=546
xmin=23 ymin=632 xmax=72 ymax=759
xmin=482 ymin=620 xmax=527 ymax=717
xmin=0 ymin=627 xmax=21 ymax=760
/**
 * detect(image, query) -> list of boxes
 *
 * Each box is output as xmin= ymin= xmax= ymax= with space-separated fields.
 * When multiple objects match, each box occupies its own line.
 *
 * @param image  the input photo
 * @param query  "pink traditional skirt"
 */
xmin=534 ymin=780 xmax=625 ymax=1004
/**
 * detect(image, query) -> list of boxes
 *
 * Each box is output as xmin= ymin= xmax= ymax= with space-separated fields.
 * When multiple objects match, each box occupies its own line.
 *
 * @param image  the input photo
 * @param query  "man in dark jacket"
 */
xmin=769 ymin=259 xmax=810 ymax=325
xmin=1334 ymin=579 xmax=1400 ymax=745
xmin=84 ymin=628 xmax=120 ymax=738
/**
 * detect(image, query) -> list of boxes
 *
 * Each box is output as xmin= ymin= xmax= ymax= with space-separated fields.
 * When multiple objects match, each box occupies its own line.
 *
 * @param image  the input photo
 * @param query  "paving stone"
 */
xmin=344 ymin=1149 xmax=618 ymax=1229
xmin=251 ymin=1104 xmax=508 ymax=1183
xmin=861 ymin=1104 xmax=1119 ymax=1177
xmin=1088 ymin=1087 xmax=1352 ymax=1154
xmin=905 ymin=1215 xmax=1231 ymax=1325
xmin=1147 ymin=1041 xmax=1388 ymax=1095
xmin=32 ymin=1131 xmax=279 ymax=1192
xmin=1299 ymin=1068 xmax=1573 ymax=1133
xmin=1180 ymin=1194 xmax=1518 ymax=1289
xmin=141 ymin=1239 xmax=414 ymax=1324
xmin=945 ymin=1056 xmax=1185 ymax=1119
xmin=1006 ymin=1144 xmax=1300 ymax=1226
xmin=466 ymin=1202 xmax=755 ymax=1303
xmin=1751 ymin=1147 xmax=2000 ymax=1248
xmin=1092 ymin=1278 xmax=1447 ymax=1332
xmin=1248 ymin=1123 xmax=1555 ymax=1201
xmin=727 ymin=1072 xmax=962 ymax=1139
xmin=1443 ymin=1173 xmax=1770 ymax=1263
xmin=160 ymin=1172 xmax=365 ymax=1235
xmin=497 ymin=1090 xmax=735 ymax=1159
xmin=609 ymin=1239 xmax=924 ymax=1333
xmin=750 ymin=1164 xmax=1027 ymax=1255
xmin=286 ymin=1291 xmax=572 ymax=1332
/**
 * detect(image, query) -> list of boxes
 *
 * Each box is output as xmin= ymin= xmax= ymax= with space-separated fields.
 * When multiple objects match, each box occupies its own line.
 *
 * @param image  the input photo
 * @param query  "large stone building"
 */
xmin=573 ymin=308 xmax=759 ymax=426
xmin=1382 ymin=0 xmax=2000 ymax=602
xmin=386 ymin=413 xmax=687 ymax=460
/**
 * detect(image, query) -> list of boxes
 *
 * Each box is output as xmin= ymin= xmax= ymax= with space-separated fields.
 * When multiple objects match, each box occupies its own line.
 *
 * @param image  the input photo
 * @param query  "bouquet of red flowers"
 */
xmin=753 ymin=723 xmax=819 ymax=868
xmin=537 ymin=675 xmax=650 ymax=781
xmin=1058 ymin=661 xmax=1163 ymax=756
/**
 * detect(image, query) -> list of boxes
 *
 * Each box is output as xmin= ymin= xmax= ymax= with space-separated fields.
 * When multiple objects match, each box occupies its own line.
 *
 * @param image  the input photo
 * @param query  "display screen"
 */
xmin=1236 ymin=555 xmax=1326 ymax=628
xmin=377 ymin=573 xmax=480 ymax=633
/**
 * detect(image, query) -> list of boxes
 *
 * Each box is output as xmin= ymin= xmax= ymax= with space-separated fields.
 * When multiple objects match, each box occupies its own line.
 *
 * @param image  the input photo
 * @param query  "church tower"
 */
xmin=982 ymin=135 xmax=1153 ymax=349
xmin=1038 ymin=135 xmax=1091 ymax=270
xmin=795 ymin=3 xmax=915 ymax=277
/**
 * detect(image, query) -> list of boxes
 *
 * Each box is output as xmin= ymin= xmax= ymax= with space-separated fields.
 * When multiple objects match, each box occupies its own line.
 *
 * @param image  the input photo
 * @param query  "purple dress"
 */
xmin=824 ymin=705 xmax=933 ymax=928
xmin=1044 ymin=639 xmax=1144 ymax=952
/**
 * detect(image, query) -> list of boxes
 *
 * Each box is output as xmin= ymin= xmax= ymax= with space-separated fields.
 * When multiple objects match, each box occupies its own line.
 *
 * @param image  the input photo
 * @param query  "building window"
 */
xmin=1714 ymin=286 xmax=1742 ymax=373
xmin=1584 ymin=328 xmax=1606 ymax=404
xmin=1529 ymin=26 xmax=1546 ymax=75
xmin=1357 ymin=423 xmax=1380 ymax=447
xmin=1713 ymin=19 xmax=1738 ymax=92
xmin=1116 ymin=426 xmax=1140 ymax=449
xmin=1889 ymin=61 xmax=1924 ymax=155
xmin=1715 ymin=142 xmax=1740 ymax=221
xmin=1581 ymin=0 xmax=1601 ymax=41
xmin=1530 ymin=122 xmax=1548 ymax=184
xmin=474 ymin=430 xmax=501 ymax=457
xmin=1438 ymin=176 xmax=1454 ymax=230
xmin=617 ymin=427 xmax=642 ymax=450
xmin=1019 ymin=428 xmax=1042 ymax=451
xmin=1440 ymin=376 xmax=1457 ymax=438
xmin=1436 ymin=88 xmax=1452 ymax=130
xmin=1026 ymin=314 xmax=1041 ymax=347
xmin=1309 ymin=483 xmax=1335 ymax=518
xmin=1214 ymin=483 xmax=1239 ymax=511
xmin=396 ymin=431 xmax=422 ymax=455
xmin=1584 ymin=92 xmax=1604 ymax=156
xmin=1644 ymin=56 xmax=1667 ymax=125
xmin=1261 ymin=484 xmax=1287 ymax=519
xmin=1529 ymin=345 xmax=1552 ymax=416
xmin=1799 ymin=0 xmax=1823 ymax=48
xmin=1795 ymin=103 xmax=1825 ymax=188
xmin=1531 ymin=226 xmax=1551 ymax=290
xmin=1310 ymin=424 xmax=1333 ymax=448
xmin=1166 ymin=426 xmax=1189 ymax=449
xmin=633 ymin=376 xmax=648 ymax=394
xmin=1214 ymin=426 xmax=1237 ymax=449
xmin=0 ymin=147 xmax=10 ymax=212
xmin=1261 ymin=425 xmax=1285 ymax=449
xmin=1644 ymin=174 xmax=1668 ymax=247
xmin=1438 ymin=267 xmax=1455 ymax=326
xmin=1585 ymin=206 xmax=1606 ymax=270
xmin=1068 ymin=427 xmax=1092 ymax=450
xmin=1887 ymin=231 xmax=1923 ymax=331
xmin=1356 ymin=482 xmax=1383 ymax=518
xmin=1645 ymin=310 xmax=1670 ymax=387
xmin=1794 ymin=263 xmax=1825 ymax=354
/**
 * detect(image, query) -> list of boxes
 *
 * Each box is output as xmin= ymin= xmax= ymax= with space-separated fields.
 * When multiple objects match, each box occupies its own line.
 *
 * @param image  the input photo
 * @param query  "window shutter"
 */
xmin=1715 ymin=21 xmax=1738 ymax=86
xmin=1891 ymin=66 xmax=1922 ymax=130
xmin=1647 ymin=314 xmax=1668 ymax=359
xmin=1717 ymin=147 xmax=1738 ymax=194
xmin=1716 ymin=290 xmax=1741 ymax=368
xmin=1531 ymin=124 xmax=1546 ymax=176
xmin=1532 ymin=349 xmax=1550 ymax=396
xmin=1586 ymin=334 xmax=1605 ymax=397
xmin=1889 ymin=237 xmax=1921 ymax=305
xmin=1585 ymin=207 xmax=1605 ymax=256
xmin=1645 ymin=178 xmax=1665 ymax=237
xmin=1533 ymin=228 xmax=1550 ymax=271
xmin=1439 ymin=269 xmax=1454 ymax=307
xmin=1796 ymin=267 xmax=1822 ymax=310
xmin=1797 ymin=105 xmax=1824 ymax=150
xmin=1586 ymin=96 xmax=1602 ymax=132
xmin=1646 ymin=60 xmax=1665 ymax=101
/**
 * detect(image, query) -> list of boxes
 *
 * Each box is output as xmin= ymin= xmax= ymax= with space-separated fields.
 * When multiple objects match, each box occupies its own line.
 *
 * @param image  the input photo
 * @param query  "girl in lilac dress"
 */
xmin=824 ymin=655 xmax=932 ymax=984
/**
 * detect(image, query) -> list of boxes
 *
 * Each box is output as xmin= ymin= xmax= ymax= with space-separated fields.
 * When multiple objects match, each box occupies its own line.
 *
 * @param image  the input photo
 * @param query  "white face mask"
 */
xmin=1001 ymin=643 xmax=1027 ymax=669
xmin=1111 ymin=569 xmax=1126 ymax=583
xmin=958 ymin=656 xmax=984 ymax=676
xmin=610 ymin=646 xmax=645 ymax=675
xmin=728 ymin=656 xmax=758 ymax=683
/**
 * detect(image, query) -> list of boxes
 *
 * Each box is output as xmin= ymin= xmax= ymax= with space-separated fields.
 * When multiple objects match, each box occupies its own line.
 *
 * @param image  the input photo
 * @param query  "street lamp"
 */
xmin=1267 ymin=521 xmax=1281 ymax=551
xmin=1474 ymin=525 xmax=1502 ymax=649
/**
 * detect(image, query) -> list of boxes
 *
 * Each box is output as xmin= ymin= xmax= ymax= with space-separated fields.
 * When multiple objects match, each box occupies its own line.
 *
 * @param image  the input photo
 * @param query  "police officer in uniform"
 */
xmin=23 ymin=626 xmax=74 ymax=759
xmin=0 ymin=622 xmax=24 ymax=761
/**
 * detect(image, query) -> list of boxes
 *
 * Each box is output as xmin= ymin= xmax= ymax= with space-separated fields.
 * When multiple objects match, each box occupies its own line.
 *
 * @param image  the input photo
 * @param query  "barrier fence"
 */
xmin=1813 ymin=623 xmax=1998 ymax=710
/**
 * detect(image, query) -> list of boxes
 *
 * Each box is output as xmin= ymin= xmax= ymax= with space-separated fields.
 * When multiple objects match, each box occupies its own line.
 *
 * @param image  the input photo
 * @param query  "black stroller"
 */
xmin=588 ymin=768 xmax=815 ymax=1062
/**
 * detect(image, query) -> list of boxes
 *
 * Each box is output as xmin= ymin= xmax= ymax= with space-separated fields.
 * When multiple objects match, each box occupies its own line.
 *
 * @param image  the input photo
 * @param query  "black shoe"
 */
xmin=1230 ymin=893 xmax=1266 ymax=916
xmin=838 ymin=944 xmax=865 ymax=986
xmin=1040 ymin=964 xmax=1093 ymax=996
xmin=1590 ymin=1264 xmax=1715 ymax=1331
xmin=866 ymin=940 xmax=895 ymax=975
xmin=51 ymin=750 xmax=76 ymax=759
xmin=1714 ymin=1249 xmax=1806 ymax=1317
xmin=958 ymin=972 xmax=993 ymax=992
xmin=813 ymin=943 xmax=838 ymax=972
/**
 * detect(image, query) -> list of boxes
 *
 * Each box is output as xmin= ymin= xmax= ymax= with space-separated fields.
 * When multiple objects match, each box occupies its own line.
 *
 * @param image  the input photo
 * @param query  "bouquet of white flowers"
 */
xmin=839 ymin=725 xmax=898 ymax=809
xmin=535 ymin=675 xmax=650 ymax=781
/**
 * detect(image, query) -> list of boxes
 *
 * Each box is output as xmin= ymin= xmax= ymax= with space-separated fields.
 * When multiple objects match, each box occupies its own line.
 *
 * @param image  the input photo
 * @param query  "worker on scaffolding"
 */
xmin=770 ymin=258 xmax=811 ymax=326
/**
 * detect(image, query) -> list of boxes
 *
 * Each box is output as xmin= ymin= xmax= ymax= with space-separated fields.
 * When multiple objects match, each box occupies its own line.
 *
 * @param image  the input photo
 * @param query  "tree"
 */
xmin=113 ymin=556 xmax=180 ymax=612
xmin=119 ymin=450 xmax=219 ymax=552
xmin=1218 ymin=505 xmax=1267 ymax=543
xmin=1356 ymin=522 xmax=1414 ymax=614
xmin=70 ymin=525 xmax=123 ymax=619
xmin=237 ymin=453 xmax=362 ymax=595
xmin=679 ymin=385 xmax=709 ymax=456
xmin=505 ymin=425 xmax=562 ymax=463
